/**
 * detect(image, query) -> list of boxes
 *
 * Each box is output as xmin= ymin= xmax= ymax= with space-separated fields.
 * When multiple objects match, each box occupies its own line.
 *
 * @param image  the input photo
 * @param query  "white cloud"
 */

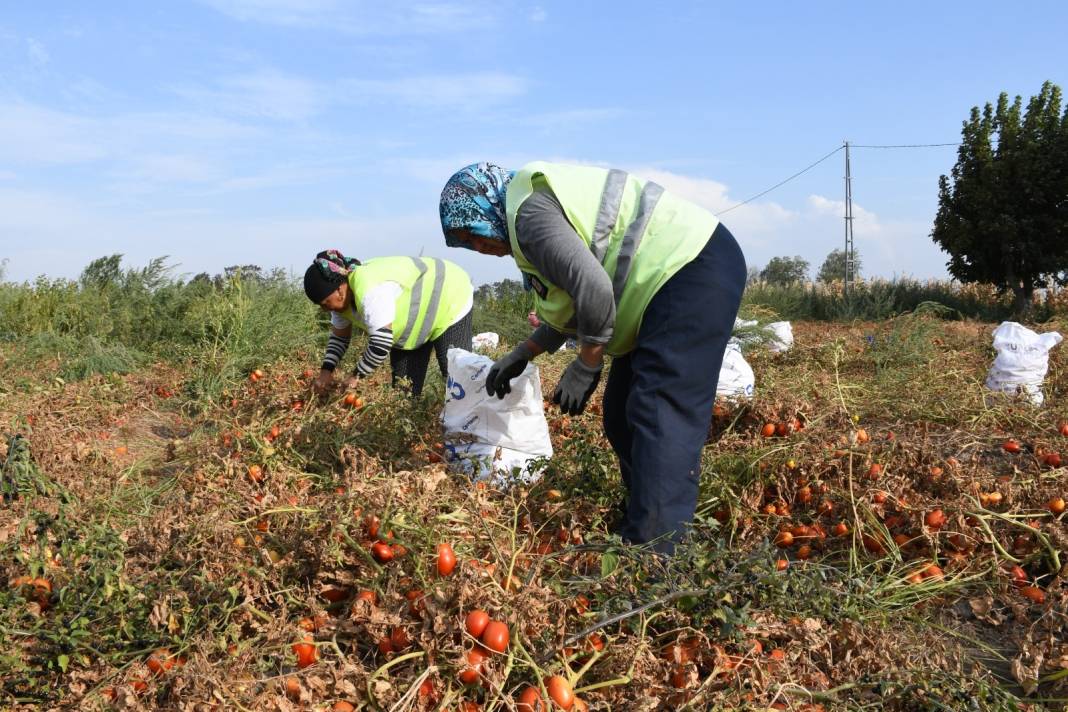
xmin=631 ymin=167 xmax=797 ymax=243
xmin=0 ymin=103 xmax=107 ymax=163
xmin=529 ymin=6 xmax=547 ymax=22
xmin=196 ymin=0 xmax=495 ymax=34
xmin=518 ymin=107 xmax=625 ymax=132
xmin=342 ymin=72 xmax=527 ymax=108
xmin=171 ymin=69 xmax=325 ymax=121
xmin=26 ymin=37 xmax=49 ymax=64
xmin=0 ymin=186 xmax=516 ymax=287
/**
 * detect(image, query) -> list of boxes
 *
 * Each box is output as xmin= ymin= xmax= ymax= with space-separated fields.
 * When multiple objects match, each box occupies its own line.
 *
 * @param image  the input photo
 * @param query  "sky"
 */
xmin=1 ymin=1 xmax=1065 ymax=287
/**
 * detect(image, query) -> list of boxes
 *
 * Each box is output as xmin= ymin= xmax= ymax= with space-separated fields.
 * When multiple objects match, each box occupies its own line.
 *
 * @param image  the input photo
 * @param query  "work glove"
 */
xmin=486 ymin=343 xmax=534 ymax=399
xmin=553 ymin=356 xmax=603 ymax=416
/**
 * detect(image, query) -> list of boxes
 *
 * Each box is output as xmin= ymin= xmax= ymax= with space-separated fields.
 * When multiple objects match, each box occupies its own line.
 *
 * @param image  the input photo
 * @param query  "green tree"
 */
xmin=932 ymin=81 xmax=1068 ymax=314
xmin=817 ymin=248 xmax=862 ymax=282
xmin=759 ymin=255 xmax=809 ymax=284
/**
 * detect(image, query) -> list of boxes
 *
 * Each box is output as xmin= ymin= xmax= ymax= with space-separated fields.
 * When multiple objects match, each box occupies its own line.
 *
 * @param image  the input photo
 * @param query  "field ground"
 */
xmin=1 ymin=316 xmax=1066 ymax=711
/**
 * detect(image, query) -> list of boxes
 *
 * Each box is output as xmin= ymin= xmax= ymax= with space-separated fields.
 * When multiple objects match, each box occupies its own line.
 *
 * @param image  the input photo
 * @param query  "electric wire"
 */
xmin=851 ymin=142 xmax=960 ymax=148
xmin=717 ymin=141 xmax=960 ymax=214
xmin=718 ymin=145 xmax=843 ymax=214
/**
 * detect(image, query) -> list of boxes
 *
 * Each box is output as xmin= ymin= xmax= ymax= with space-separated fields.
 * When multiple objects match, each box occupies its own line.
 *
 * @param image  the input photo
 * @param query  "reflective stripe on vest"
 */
xmin=397 ymin=257 xmax=447 ymax=348
xmin=612 ymin=181 xmax=664 ymax=303
xmin=591 ymin=168 xmax=628 ymax=262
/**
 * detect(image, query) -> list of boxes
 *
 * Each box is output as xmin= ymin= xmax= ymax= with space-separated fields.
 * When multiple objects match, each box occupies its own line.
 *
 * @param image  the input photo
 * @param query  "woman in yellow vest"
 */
xmin=302 ymin=250 xmax=473 ymax=397
xmin=439 ymin=163 xmax=746 ymax=554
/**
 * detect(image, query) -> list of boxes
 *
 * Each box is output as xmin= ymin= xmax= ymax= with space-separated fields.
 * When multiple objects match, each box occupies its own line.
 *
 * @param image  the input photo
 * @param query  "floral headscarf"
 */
xmin=314 ymin=249 xmax=361 ymax=278
xmin=439 ymin=162 xmax=515 ymax=248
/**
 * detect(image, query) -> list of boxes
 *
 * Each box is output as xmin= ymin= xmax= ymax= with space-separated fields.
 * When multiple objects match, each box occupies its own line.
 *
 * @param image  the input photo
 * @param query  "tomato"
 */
xmin=247 ymin=464 xmax=263 ymax=483
xmin=292 ymin=639 xmax=318 ymax=668
xmin=458 ymin=647 xmax=486 ymax=684
xmin=418 ymin=678 xmax=436 ymax=699
xmin=832 ymin=522 xmax=849 ymax=537
xmin=516 ymin=686 xmax=545 ymax=712
xmin=1044 ymin=452 xmax=1062 ymax=467
xmin=855 ymin=428 xmax=869 ymax=444
xmin=146 ymin=648 xmax=178 ymax=676
xmin=775 ymin=558 xmax=789 ymax=571
xmin=572 ymin=699 xmax=589 ymax=712
xmin=775 ymin=422 xmax=789 ymax=437
xmin=760 ymin=423 xmax=776 ymax=438
xmin=922 ymin=564 xmax=944 ymax=580
xmin=1049 ymin=497 xmax=1066 ymax=514
xmin=363 ymin=514 xmax=379 ymax=537
xmin=480 ymin=620 xmax=510 ymax=653
xmin=871 ymin=491 xmax=887 ymax=504
xmin=1002 ymin=439 xmax=1021 ymax=453
xmin=796 ymin=486 xmax=812 ymax=504
xmin=284 ymin=676 xmax=301 ymax=700
xmin=355 ymin=590 xmax=376 ymax=606
xmin=925 ymin=509 xmax=946 ymax=530
xmin=270 ymin=424 xmax=281 ymax=440
xmin=796 ymin=544 xmax=812 ymax=560
xmin=437 ymin=543 xmax=457 ymax=576
xmin=866 ymin=463 xmax=882 ymax=479
xmin=371 ymin=541 xmax=394 ymax=563
xmin=465 ymin=610 xmax=490 ymax=639
xmin=389 ymin=627 xmax=410 ymax=650
xmin=1019 ymin=585 xmax=1045 ymax=604
xmin=321 ymin=586 xmax=349 ymax=603
xmin=774 ymin=530 xmax=794 ymax=548
xmin=332 ymin=702 xmax=356 ymax=712
xmin=377 ymin=637 xmax=394 ymax=656
xmin=1060 ymin=422 xmax=1068 ymax=437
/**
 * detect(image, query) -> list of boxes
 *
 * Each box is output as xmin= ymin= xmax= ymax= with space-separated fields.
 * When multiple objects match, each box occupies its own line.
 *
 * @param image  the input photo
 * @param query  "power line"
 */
xmin=719 ymin=145 xmax=843 ymax=214
xmin=717 ymin=140 xmax=961 ymax=215
xmin=851 ymin=142 xmax=960 ymax=148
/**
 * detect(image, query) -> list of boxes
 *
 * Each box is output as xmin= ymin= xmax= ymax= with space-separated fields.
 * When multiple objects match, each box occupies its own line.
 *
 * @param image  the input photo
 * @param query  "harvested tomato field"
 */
xmin=2 ymin=315 xmax=1066 ymax=711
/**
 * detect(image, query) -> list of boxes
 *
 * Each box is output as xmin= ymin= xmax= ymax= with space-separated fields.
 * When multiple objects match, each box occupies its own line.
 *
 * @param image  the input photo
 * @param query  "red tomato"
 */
xmin=480 ymin=620 xmax=510 ymax=653
xmin=292 ymin=640 xmax=318 ymax=669
xmin=465 ymin=610 xmax=490 ymax=638
xmin=458 ymin=647 xmax=487 ymax=684
xmin=437 ymin=543 xmax=457 ymax=576
xmin=371 ymin=541 xmax=394 ymax=563
xmin=546 ymin=675 xmax=575 ymax=709
xmin=516 ymin=686 xmax=545 ymax=712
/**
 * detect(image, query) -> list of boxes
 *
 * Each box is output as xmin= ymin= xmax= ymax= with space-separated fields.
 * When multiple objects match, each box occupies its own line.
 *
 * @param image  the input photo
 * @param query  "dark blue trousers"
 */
xmin=603 ymin=223 xmax=746 ymax=554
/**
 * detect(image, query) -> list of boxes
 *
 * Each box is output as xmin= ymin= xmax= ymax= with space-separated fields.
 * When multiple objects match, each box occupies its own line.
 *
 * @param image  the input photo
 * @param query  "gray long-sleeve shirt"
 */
xmin=515 ymin=188 xmax=616 ymax=353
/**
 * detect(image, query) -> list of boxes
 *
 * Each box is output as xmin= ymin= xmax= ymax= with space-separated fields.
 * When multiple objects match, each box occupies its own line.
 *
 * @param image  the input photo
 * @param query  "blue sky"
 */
xmin=1 ymin=1 xmax=1065 ymax=287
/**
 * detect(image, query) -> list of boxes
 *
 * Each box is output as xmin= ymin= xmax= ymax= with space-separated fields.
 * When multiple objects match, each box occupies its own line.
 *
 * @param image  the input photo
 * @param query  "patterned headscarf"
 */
xmin=303 ymin=249 xmax=361 ymax=303
xmin=439 ymin=162 xmax=515 ymax=248
xmin=314 ymin=249 xmax=360 ymax=277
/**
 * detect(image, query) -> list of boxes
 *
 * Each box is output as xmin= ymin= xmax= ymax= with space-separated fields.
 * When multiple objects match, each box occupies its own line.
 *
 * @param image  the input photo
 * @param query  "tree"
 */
xmin=932 ymin=81 xmax=1068 ymax=314
xmin=759 ymin=255 xmax=809 ymax=284
xmin=817 ymin=248 xmax=862 ymax=283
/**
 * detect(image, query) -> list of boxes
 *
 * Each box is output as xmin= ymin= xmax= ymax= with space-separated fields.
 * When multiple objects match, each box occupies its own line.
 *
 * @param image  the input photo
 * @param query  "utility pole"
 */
xmin=843 ymin=140 xmax=855 ymax=295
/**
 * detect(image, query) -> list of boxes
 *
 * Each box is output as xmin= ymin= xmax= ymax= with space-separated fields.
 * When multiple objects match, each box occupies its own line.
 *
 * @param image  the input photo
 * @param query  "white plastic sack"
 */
xmin=716 ymin=342 xmax=755 ymax=400
xmin=442 ymin=348 xmax=553 ymax=483
xmin=471 ymin=332 xmax=499 ymax=351
xmin=984 ymin=321 xmax=1062 ymax=406
xmin=766 ymin=321 xmax=794 ymax=352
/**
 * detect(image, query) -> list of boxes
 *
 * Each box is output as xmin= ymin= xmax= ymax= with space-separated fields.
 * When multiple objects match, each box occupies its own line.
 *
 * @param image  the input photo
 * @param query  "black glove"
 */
xmin=486 ymin=343 xmax=534 ymax=399
xmin=553 ymin=356 xmax=603 ymax=415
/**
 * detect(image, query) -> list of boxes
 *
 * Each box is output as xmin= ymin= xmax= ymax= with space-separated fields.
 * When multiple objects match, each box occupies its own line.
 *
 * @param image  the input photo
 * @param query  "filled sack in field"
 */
xmin=471 ymin=332 xmax=500 ymax=351
xmin=984 ymin=321 xmax=1062 ymax=406
xmin=442 ymin=348 xmax=553 ymax=484
xmin=766 ymin=321 xmax=794 ymax=352
xmin=716 ymin=342 xmax=755 ymax=400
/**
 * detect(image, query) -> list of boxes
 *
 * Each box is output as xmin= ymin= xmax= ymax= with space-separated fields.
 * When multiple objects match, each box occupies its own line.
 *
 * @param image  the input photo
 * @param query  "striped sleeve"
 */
xmin=354 ymin=326 xmax=393 ymax=377
xmin=321 ymin=332 xmax=351 ymax=372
